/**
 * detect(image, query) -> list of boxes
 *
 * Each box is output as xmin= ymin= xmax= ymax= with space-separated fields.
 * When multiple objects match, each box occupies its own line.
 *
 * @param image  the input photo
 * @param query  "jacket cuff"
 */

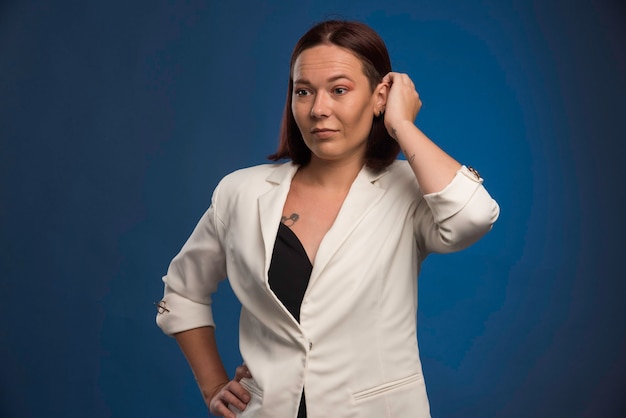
xmin=155 ymin=287 xmax=216 ymax=336
xmin=422 ymin=165 xmax=483 ymax=223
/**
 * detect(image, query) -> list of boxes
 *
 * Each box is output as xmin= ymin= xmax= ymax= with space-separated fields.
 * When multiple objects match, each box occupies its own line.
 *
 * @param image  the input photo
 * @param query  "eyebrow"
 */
xmin=293 ymin=74 xmax=354 ymax=85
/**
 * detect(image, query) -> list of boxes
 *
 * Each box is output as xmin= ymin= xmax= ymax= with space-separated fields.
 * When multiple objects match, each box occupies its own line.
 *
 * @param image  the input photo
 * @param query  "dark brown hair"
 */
xmin=268 ymin=20 xmax=400 ymax=170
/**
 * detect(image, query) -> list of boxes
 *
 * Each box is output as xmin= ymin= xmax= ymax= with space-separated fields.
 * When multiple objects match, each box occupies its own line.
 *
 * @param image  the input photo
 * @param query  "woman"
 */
xmin=156 ymin=20 xmax=499 ymax=418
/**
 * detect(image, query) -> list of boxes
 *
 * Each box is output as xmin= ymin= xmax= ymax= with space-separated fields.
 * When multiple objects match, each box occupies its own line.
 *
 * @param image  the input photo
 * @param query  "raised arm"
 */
xmin=381 ymin=72 xmax=499 ymax=253
xmin=382 ymin=72 xmax=461 ymax=194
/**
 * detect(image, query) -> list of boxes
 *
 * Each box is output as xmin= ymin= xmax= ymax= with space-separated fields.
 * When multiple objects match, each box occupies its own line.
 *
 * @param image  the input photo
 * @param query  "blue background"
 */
xmin=1 ymin=0 xmax=624 ymax=417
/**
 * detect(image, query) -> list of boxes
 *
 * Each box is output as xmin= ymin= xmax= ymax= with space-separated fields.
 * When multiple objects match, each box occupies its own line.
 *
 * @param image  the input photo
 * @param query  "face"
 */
xmin=291 ymin=44 xmax=385 ymax=165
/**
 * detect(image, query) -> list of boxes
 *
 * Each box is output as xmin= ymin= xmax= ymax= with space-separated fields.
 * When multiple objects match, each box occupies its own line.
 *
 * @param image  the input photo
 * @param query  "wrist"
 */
xmin=389 ymin=120 xmax=417 ymax=142
xmin=202 ymin=380 xmax=228 ymax=406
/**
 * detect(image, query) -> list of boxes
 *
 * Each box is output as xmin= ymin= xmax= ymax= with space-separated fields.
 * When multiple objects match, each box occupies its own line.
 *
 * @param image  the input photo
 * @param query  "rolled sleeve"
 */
xmin=156 ymin=188 xmax=227 ymax=336
xmin=156 ymin=286 xmax=216 ymax=335
xmin=417 ymin=165 xmax=500 ymax=254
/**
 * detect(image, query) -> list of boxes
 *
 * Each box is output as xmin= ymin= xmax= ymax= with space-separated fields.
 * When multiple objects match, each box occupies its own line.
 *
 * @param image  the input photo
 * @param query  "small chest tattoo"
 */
xmin=281 ymin=213 xmax=299 ymax=227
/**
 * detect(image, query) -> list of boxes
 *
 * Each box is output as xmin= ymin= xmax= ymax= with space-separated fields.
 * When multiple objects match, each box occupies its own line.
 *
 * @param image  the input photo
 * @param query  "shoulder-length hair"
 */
xmin=268 ymin=20 xmax=400 ymax=171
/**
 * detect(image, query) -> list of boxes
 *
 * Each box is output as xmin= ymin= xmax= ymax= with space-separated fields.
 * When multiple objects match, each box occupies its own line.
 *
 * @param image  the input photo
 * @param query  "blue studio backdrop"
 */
xmin=1 ymin=0 xmax=624 ymax=417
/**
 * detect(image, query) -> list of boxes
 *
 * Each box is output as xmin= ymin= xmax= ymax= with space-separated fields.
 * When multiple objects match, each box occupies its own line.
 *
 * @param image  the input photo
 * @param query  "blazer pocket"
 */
xmin=235 ymin=378 xmax=264 ymax=418
xmin=352 ymin=373 xmax=423 ymax=402
xmin=240 ymin=377 xmax=264 ymax=398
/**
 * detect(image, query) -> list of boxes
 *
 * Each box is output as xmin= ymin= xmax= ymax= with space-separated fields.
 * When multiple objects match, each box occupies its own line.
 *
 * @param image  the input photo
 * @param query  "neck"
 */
xmin=297 ymin=155 xmax=364 ymax=191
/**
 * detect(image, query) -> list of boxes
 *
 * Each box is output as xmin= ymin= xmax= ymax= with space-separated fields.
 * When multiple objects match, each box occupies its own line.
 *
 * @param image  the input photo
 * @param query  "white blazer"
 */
xmin=157 ymin=160 xmax=499 ymax=418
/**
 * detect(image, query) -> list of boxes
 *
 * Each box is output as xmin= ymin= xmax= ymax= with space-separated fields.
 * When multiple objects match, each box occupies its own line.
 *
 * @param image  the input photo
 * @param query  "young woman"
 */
xmin=157 ymin=20 xmax=500 ymax=418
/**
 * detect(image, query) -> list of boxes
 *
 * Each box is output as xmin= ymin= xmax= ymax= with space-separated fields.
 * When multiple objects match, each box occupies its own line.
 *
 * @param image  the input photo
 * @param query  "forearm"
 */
xmin=175 ymin=326 xmax=230 ymax=406
xmin=392 ymin=120 xmax=461 ymax=194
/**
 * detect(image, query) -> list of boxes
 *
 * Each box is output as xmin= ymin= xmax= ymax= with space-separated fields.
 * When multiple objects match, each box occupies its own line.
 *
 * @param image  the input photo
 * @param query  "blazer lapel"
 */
xmin=257 ymin=163 xmax=299 ymax=284
xmin=309 ymin=165 xmax=389 ymax=287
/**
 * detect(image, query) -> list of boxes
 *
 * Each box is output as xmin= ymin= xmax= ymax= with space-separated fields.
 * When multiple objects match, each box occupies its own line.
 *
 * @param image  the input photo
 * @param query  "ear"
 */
xmin=373 ymin=81 xmax=388 ymax=116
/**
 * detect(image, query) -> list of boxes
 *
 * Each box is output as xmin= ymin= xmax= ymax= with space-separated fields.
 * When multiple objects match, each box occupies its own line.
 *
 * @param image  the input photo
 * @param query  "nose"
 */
xmin=310 ymin=91 xmax=331 ymax=118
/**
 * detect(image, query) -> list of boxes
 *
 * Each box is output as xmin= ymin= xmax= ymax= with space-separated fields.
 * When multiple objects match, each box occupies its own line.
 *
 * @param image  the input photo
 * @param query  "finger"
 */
xmin=210 ymin=399 xmax=236 ymax=418
xmin=382 ymin=72 xmax=398 ymax=85
xmin=220 ymin=388 xmax=249 ymax=412
xmin=234 ymin=364 xmax=252 ymax=381
xmin=391 ymin=72 xmax=412 ymax=88
xmin=228 ymin=381 xmax=252 ymax=404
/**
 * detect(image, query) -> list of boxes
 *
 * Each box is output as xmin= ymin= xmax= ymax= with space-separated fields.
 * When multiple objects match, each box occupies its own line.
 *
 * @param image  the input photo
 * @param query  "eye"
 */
xmin=295 ymin=89 xmax=311 ymax=97
xmin=333 ymin=87 xmax=348 ymax=95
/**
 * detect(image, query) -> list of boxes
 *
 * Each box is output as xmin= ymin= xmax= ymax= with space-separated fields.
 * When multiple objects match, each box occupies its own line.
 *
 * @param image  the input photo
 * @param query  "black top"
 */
xmin=268 ymin=222 xmax=311 ymax=418
xmin=268 ymin=223 xmax=313 ymax=323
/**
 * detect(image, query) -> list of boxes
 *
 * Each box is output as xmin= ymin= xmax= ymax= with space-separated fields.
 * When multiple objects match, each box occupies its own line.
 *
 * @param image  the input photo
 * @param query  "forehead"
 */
xmin=292 ymin=44 xmax=366 ymax=81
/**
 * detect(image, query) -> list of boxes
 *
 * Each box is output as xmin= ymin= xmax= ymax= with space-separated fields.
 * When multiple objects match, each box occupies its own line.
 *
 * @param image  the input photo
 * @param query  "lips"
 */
xmin=310 ymin=128 xmax=338 ymax=139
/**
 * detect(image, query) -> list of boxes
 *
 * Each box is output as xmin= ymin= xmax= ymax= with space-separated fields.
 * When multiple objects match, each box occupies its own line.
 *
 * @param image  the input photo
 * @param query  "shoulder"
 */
xmin=221 ymin=162 xmax=290 ymax=184
xmin=386 ymin=159 xmax=415 ymax=178
xmin=376 ymin=160 xmax=421 ymax=191
xmin=214 ymin=162 xmax=293 ymax=199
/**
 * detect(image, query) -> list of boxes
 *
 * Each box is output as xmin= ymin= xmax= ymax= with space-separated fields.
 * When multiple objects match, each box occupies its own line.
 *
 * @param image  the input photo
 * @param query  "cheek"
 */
xmin=347 ymin=94 xmax=374 ymax=123
xmin=345 ymin=103 xmax=374 ymax=132
xmin=291 ymin=102 xmax=307 ymax=128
